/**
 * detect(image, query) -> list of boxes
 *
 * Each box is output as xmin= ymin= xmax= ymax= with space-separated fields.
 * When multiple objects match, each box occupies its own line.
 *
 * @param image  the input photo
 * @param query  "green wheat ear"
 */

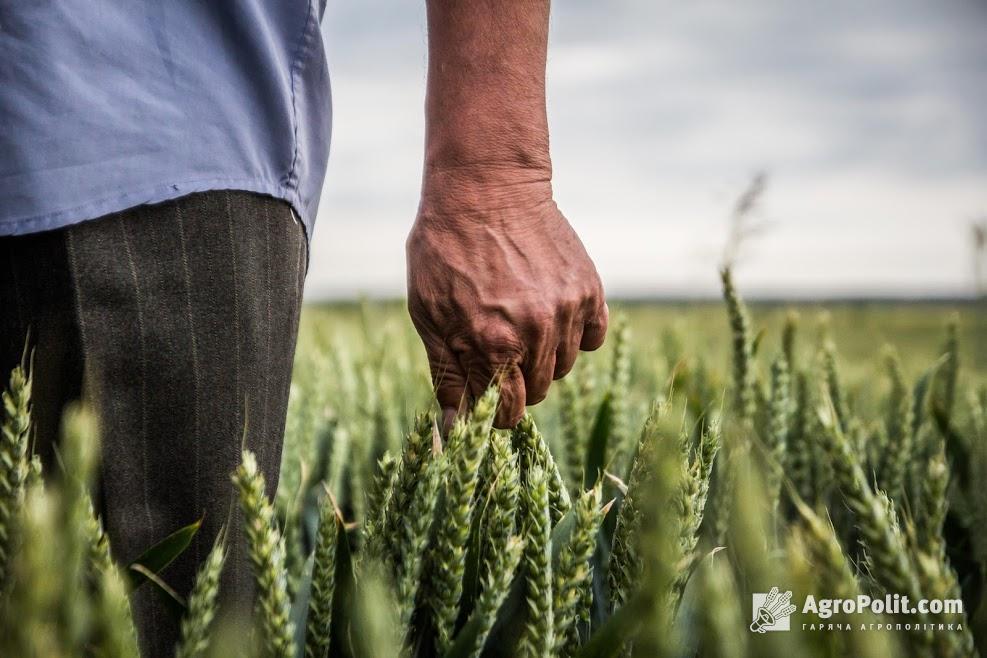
xmin=305 ymin=491 xmax=340 ymax=658
xmin=513 ymin=414 xmax=571 ymax=526
xmin=80 ymin=489 xmax=141 ymax=658
xmin=425 ymin=387 xmax=496 ymax=654
xmin=385 ymin=413 xmax=434 ymax=569
xmin=478 ymin=432 xmax=520 ymax=591
xmin=878 ymin=347 xmax=913 ymax=499
xmin=790 ymin=505 xmax=861 ymax=602
xmin=59 ymin=404 xmax=102 ymax=650
xmin=518 ymin=463 xmax=553 ymax=658
xmin=764 ymin=354 xmax=791 ymax=508
xmin=608 ymin=411 xmax=659 ymax=613
xmin=557 ymin=378 xmax=586 ymax=489
xmin=816 ymin=407 xmax=935 ymax=651
xmin=96 ymin=558 xmax=142 ymax=658
xmin=782 ymin=309 xmax=799 ymax=374
xmin=914 ymin=442 xmax=949 ymax=555
xmin=553 ymin=483 xmax=604 ymax=657
xmin=822 ymin=341 xmax=849 ymax=433
xmin=233 ymin=450 xmax=295 ymax=658
xmin=176 ymin=532 xmax=227 ymax=658
xmin=362 ymin=450 xmax=398 ymax=562
xmin=0 ymin=363 xmax=32 ymax=591
xmin=671 ymin=419 xmax=719 ymax=609
xmin=720 ymin=267 xmax=755 ymax=423
xmin=932 ymin=313 xmax=959 ymax=423
xmin=462 ymin=535 xmax=525 ymax=658
xmin=606 ymin=316 xmax=634 ymax=476
xmin=396 ymin=449 xmax=443 ymax=634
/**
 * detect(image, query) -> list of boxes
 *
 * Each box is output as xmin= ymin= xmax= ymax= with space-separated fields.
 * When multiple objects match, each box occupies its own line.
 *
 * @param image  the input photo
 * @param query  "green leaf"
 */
xmin=550 ymin=508 xmax=576 ymax=567
xmin=129 ymin=564 xmax=186 ymax=619
xmin=126 ymin=517 xmax=202 ymax=591
xmin=444 ymin=611 xmax=486 ymax=658
xmin=458 ymin=483 xmax=491 ymax=628
xmin=291 ymin=550 xmax=316 ymax=652
xmin=573 ymin=593 xmax=646 ymax=658
xmin=328 ymin=503 xmax=356 ymax=658
xmin=584 ymin=394 xmax=614 ymax=489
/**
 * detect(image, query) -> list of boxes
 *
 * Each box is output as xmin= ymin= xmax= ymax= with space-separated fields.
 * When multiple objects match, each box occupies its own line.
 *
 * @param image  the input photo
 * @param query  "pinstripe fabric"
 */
xmin=0 ymin=191 xmax=305 ymax=658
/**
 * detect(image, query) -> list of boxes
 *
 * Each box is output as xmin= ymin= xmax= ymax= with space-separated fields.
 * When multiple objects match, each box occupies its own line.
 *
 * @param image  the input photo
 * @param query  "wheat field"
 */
xmin=1 ymin=271 xmax=985 ymax=657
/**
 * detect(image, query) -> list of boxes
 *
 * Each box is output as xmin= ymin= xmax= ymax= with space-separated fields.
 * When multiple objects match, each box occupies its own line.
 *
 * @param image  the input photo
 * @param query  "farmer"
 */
xmin=0 ymin=1 xmax=607 ymax=655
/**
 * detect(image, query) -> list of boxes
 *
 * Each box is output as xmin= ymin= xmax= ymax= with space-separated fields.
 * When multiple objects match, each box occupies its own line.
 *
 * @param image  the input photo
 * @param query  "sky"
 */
xmin=306 ymin=1 xmax=987 ymax=299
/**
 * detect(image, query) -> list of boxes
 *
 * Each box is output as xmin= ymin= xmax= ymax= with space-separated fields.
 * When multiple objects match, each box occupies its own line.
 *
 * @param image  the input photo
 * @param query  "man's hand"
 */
xmin=410 ymin=0 xmax=606 ymax=428
xmin=408 ymin=171 xmax=607 ymax=429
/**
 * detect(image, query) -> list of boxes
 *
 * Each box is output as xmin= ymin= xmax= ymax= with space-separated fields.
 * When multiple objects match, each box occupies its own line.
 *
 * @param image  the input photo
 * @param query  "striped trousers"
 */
xmin=0 ymin=191 xmax=306 ymax=657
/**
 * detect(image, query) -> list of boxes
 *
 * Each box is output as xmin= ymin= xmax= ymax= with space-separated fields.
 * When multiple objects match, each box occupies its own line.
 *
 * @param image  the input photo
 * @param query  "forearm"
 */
xmin=423 ymin=0 xmax=552 ymax=188
xmin=411 ymin=1 xmax=607 ymax=429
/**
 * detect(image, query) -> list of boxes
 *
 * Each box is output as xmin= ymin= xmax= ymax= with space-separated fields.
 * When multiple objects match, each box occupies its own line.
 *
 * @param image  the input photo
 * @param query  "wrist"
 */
xmin=424 ymin=112 xmax=552 ymax=176
xmin=419 ymin=162 xmax=554 ymax=222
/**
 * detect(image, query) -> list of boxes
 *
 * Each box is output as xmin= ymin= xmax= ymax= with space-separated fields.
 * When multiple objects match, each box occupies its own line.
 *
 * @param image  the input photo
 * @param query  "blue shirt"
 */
xmin=0 ymin=1 xmax=331 ymax=239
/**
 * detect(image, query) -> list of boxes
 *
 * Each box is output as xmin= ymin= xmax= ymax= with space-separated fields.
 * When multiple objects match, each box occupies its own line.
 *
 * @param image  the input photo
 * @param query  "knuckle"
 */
xmin=474 ymin=325 xmax=522 ymax=362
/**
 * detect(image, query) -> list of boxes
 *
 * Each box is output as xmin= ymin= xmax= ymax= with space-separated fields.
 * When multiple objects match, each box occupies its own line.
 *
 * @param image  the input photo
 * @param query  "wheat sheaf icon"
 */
xmin=750 ymin=586 xmax=796 ymax=633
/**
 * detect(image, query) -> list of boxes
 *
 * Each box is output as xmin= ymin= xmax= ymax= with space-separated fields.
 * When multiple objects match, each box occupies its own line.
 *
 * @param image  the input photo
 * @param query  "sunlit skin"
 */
xmin=407 ymin=0 xmax=608 ymax=429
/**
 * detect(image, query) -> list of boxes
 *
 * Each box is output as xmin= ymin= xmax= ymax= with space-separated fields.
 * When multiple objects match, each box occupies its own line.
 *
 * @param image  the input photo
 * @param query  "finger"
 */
xmin=580 ymin=301 xmax=609 ymax=351
xmin=426 ymin=340 xmax=469 ymax=430
xmin=523 ymin=347 xmax=556 ymax=406
xmin=493 ymin=364 xmax=527 ymax=429
xmin=554 ymin=333 xmax=580 ymax=380
xmin=519 ymin=316 xmax=558 ymax=405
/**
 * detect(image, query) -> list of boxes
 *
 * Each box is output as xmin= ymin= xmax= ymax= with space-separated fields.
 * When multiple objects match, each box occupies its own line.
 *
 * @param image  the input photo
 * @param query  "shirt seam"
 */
xmin=284 ymin=0 xmax=317 ymax=194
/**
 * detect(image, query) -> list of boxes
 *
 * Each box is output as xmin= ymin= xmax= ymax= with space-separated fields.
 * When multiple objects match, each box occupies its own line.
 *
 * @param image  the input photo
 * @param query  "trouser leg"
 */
xmin=0 ymin=232 xmax=84 ymax=471
xmin=64 ymin=190 xmax=306 ymax=658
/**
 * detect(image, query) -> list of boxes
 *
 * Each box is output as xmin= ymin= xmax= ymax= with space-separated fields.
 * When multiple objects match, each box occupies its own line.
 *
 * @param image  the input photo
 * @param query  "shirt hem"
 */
xmin=0 ymin=177 xmax=312 ymax=242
